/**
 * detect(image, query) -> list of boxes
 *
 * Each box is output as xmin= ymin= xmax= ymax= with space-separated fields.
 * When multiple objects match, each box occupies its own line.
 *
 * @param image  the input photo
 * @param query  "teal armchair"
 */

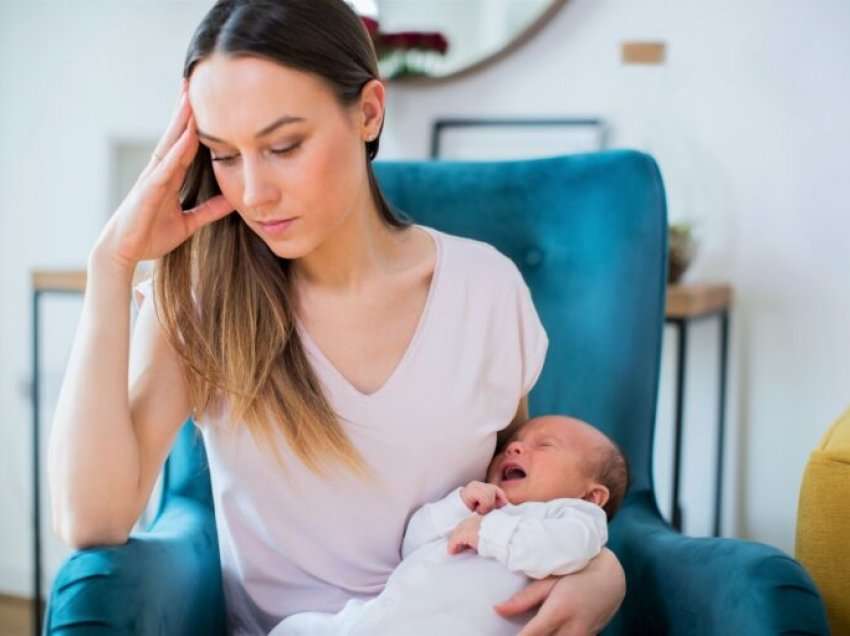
xmin=44 ymin=151 xmax=828 ymax=635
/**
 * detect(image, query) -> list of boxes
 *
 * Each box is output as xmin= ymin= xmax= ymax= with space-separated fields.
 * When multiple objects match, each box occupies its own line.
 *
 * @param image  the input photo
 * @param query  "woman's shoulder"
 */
xmin=426 ymin=225 xmax=519 ymax=282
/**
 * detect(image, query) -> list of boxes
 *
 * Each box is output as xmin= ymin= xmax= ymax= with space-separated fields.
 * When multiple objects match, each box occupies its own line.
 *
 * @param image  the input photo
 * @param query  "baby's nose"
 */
xmin=506 ymin=441 xmax=525 ymax=455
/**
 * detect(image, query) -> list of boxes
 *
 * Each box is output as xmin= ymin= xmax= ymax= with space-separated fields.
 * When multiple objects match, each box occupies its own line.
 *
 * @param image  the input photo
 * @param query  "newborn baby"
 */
xmin=269 ymin=415 xmax=629 ymax=636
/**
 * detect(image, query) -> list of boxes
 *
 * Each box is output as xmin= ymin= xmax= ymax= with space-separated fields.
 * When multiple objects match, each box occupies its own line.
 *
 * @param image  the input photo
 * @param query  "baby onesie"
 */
xmin=269 ymin=487 xmax=607 ymax=635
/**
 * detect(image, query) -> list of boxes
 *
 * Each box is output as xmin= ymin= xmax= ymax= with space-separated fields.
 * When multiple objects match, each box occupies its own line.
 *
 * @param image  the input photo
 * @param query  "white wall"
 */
xmin=1 ymin=0 xmax=848 ymax=598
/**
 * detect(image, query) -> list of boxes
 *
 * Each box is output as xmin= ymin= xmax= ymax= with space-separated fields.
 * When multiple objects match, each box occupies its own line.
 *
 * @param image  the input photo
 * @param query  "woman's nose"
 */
xmin=241 ymin=157 xmax=278 ymax=210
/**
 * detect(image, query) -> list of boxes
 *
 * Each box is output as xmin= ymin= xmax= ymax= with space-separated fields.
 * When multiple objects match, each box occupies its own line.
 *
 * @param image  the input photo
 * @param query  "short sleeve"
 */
xmin=132 ymin=277 xmax=154 ymax=313
xmin=505 ymin=260 xmax=549 ymax=396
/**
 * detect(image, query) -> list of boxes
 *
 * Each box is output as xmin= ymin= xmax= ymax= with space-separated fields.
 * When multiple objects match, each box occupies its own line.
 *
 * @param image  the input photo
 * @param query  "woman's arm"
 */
xmin=495 ymin=547 xmax=626 ymax=636
xmin=48 ymin=248 xmax=192 ymax=549
xmin=47 ymin=252 xmax=142 ymax=547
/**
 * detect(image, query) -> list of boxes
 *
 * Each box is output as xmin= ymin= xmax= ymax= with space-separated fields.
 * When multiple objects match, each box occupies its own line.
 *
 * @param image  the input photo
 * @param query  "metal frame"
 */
xmin=32 ymin=288 xmax=43 ymax=636
xmin=665 ymin=309 xmax=730 ymax=536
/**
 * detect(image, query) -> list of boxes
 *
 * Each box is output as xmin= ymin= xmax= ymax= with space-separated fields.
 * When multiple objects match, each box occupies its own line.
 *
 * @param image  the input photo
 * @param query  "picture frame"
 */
xmin=429 ymin=117 xmax=609 ymax=160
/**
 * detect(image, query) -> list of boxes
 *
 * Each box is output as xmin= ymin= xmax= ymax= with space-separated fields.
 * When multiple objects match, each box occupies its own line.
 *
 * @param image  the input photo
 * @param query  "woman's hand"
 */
xmin=494 ymin=548 xmax=625 ymax=636
xmin=94 ymin=78 xmax=234 ymax=271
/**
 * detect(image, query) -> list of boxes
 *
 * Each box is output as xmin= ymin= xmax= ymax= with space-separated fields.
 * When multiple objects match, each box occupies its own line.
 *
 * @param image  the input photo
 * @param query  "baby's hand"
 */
xmin=460 ymin=480 xmax=508 ymax=514
xmin=447 ymin=514 xmax=483 ymax=555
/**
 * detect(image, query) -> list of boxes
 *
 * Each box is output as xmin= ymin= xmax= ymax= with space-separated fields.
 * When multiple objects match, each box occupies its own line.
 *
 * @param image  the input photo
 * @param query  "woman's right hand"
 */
xmin=94 ymin=78 xmax=234 ymax=271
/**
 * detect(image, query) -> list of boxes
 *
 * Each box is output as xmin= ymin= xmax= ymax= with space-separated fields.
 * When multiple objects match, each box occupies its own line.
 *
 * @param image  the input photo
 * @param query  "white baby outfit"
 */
xmin=269 ymin=488 xmax=607 ymax=635
xmin=132 ymin=224 xmax=550 ymax=635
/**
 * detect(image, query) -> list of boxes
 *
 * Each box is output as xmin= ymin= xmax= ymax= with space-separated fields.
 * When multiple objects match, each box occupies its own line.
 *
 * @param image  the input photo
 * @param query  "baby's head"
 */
xmin=486 ymin=415 xmax=629 ymax=521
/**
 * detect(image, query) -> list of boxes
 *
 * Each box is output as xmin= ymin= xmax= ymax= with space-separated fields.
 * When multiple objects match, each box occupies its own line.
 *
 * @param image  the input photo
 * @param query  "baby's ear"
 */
xmin=583 ymin=484 xmax=610 ymax=508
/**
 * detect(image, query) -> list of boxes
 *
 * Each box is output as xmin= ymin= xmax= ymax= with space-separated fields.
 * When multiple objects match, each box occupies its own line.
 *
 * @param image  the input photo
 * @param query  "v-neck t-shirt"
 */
xmin=132 ymin=223 xmax=549 ymax=635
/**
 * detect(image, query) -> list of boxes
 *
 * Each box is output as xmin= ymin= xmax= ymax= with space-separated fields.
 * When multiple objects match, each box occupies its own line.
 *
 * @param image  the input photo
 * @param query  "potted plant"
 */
xmin=668 ymin=221 xmax=697 ymax=284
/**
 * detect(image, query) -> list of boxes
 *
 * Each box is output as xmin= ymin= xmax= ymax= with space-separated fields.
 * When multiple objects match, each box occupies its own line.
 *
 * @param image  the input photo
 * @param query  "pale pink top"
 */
xmin=132 ymin=223 xmax=549 ymax=635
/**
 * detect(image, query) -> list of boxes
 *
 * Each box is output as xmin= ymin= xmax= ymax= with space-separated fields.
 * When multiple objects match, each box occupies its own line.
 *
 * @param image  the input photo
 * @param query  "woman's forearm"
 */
xmin=577 ymin=547 xmax=626 ymax=629
xmin=47 ymin=246 xmax=141 ymax=547
xmin=495 ymin=545 xmax=626 ymax=634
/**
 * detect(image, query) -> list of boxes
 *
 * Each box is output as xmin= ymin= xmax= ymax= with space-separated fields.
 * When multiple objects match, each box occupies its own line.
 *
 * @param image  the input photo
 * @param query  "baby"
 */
xmin=270 ymin=415 xmax=629 ymax=636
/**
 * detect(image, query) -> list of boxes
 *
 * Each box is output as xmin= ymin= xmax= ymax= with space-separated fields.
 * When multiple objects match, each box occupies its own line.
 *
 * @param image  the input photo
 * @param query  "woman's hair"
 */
xmin=151 ymin=0 xmax=412 ymax=479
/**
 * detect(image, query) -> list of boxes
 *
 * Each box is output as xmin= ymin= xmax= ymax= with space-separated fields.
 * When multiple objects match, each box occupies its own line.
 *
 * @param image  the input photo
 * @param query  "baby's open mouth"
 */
xmin=501 ymin=465 xmax=527 ymax=481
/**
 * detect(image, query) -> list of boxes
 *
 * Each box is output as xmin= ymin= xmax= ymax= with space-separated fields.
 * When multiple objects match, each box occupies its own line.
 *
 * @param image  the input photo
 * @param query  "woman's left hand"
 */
xmin=494 ymin=548 xmax=625 ymax=636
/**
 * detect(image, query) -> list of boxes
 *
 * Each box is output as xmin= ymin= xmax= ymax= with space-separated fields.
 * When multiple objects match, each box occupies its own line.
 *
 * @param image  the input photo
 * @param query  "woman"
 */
xmin=47 ymin=1 xmax=625 ymax=634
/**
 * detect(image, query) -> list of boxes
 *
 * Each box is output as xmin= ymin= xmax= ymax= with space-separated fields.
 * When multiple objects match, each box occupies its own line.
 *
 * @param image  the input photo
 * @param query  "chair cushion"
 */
xmin=795 ymin=406 xmax=850 ymax=634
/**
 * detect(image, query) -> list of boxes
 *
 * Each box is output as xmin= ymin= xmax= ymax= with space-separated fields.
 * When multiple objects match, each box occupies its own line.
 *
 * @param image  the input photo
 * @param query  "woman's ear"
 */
xmin=358 ymin=78 xmax=385 ymax=140
xmin=582 ymin=483 xmax=610 ymax=508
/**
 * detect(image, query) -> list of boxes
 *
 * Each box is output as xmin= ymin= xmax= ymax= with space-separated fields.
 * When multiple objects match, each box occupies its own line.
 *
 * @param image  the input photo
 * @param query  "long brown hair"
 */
xmin=152 ymin=0 xmax=412 ymax=479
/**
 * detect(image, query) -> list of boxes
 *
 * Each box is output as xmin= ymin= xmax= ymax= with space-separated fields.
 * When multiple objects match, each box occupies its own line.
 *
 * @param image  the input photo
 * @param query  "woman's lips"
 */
xmin=258 ymin=217 xmax=297 ymax=236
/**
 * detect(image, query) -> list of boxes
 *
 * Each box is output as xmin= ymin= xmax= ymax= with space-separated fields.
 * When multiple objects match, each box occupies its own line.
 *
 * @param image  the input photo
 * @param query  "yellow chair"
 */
xmin=796 ymin=405 xmax=850 ymax=634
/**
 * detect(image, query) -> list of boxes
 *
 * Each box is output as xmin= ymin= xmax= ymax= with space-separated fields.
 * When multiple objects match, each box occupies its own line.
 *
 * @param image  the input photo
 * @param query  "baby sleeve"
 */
xmin=401 ymin=487 xmax=472 ymax=559
xmin=502 ymin=258 xmax=549 ymax=397
xmin=477 ymin=498 xmax=608 ymax=579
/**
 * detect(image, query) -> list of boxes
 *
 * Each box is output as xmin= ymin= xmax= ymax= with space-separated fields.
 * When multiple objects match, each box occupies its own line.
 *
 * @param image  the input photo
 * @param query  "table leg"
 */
xmin=32 ymin=290 xmax=43 ymax=636
xmin=713 ymin=310 xmax=730 ymax=537
xmin=671 ymin=318 xmax=687 ymax=532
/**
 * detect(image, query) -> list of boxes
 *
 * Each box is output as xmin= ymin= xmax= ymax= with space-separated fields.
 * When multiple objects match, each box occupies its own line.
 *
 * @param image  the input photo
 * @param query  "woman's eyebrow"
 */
xmin=197 ymin=114 xmax=306 ymax=144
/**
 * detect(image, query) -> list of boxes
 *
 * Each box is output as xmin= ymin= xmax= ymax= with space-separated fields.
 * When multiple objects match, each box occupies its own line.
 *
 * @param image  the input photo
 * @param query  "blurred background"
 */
xmin=1 ymin=0 xmax=849 ymax=632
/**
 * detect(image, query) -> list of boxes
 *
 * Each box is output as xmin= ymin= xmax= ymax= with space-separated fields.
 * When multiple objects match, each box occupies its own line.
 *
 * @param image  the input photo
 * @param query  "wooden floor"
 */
xmin=0 ymin=594 xmax=33 ymax=636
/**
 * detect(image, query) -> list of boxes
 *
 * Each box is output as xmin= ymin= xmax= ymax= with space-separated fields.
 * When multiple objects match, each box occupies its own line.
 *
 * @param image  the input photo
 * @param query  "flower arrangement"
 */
xmin=360 ymin=15 xmax=449 ymax=79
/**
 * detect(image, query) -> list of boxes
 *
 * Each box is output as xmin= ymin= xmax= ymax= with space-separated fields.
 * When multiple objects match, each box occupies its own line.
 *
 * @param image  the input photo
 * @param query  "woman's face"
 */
xmin=188 ymin=53 xmax=382 ymax=258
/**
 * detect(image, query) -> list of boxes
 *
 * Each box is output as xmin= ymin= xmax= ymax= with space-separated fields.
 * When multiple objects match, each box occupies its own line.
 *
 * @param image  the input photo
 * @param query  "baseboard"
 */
xmin=0 ymin=564 xmax=35 ymax=600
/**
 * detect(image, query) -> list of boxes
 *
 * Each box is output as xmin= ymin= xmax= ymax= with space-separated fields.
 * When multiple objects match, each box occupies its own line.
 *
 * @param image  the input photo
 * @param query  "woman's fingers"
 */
xmin=509 ymin=575 xmax=598 ymax=636
xmin=517 ymin=611 xmax=559 ymax=636
xmin=155 ymin=81 xmax=191 ymax=156
xmin=520 ymin=607 xmax=588 ymax=636
xmin=149 ymin=113 xmax=198 ymax=192
xmin=494 ymin=577 xmax=557 ymax=617
xmin=182 ymin=194 xmax=235 ymax=233
xmin=142 ymin=80 xmax=191 ymax=177
xmin=506 ymin=578 xmax=578 ymax=636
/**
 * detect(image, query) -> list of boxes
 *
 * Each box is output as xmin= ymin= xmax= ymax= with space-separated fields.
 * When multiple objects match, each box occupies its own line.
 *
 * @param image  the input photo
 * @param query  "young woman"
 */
xmin=47 ymin=1 xmax=625 ymax=634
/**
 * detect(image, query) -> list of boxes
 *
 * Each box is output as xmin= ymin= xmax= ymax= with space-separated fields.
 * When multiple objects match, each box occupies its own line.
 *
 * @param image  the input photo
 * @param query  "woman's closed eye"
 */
xmin=211 ymin=143 xmax=301 ymax=164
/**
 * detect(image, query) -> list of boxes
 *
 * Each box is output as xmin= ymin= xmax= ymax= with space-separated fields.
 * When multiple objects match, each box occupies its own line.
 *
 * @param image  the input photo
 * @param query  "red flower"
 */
xmin=360 ymin=16 xmax=379 ymax=37
xmin=376 ymin=31 xmax=449 ymax=54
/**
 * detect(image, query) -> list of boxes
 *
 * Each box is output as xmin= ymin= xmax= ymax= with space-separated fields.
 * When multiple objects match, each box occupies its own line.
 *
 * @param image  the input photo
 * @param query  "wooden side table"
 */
xmin=665 ymin=283 xmax=733 ymax=537
xmin=30 ymin=268 xmax=146 ymax=636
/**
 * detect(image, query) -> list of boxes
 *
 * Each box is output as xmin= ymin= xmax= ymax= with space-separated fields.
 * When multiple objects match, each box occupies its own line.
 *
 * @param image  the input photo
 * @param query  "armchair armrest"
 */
xmin=606 ymin=491 xmax=829 ymax=635
xmin=44 ymin=495 xmax=225 ymax=635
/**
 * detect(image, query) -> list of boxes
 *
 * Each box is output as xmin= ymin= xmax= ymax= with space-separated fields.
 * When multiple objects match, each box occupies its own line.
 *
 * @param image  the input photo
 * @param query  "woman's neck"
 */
xmin=292 ymin=200 xmax=403 ymax=295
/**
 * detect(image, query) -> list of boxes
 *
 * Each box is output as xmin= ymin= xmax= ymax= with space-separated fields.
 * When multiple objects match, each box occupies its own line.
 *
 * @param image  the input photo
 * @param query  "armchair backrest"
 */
xmin=375 ymin=150 xmax=668 ymax=496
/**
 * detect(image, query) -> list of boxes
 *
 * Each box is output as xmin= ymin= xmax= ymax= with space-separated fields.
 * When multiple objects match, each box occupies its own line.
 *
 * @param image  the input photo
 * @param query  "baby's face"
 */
xmin=486 ymin=416 xmax=608 ymax=506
